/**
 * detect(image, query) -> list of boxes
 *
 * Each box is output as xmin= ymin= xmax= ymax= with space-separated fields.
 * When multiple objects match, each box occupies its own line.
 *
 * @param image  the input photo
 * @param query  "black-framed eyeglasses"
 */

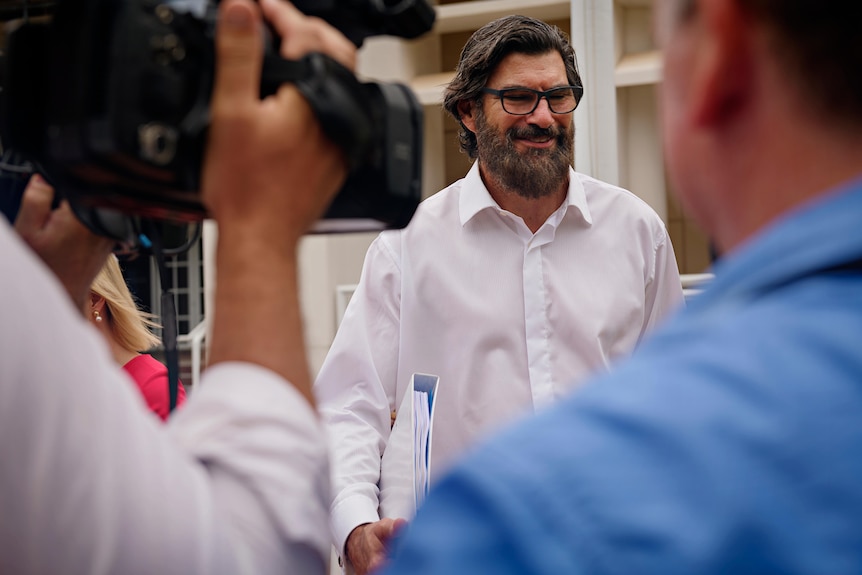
xmin=480 ymin=85 xmax=584 ymax=115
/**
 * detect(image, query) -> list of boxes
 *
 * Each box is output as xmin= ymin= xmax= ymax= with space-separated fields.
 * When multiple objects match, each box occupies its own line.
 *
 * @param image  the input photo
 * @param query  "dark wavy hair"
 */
xmin=442 ymin=15 xmax=582 ymax=159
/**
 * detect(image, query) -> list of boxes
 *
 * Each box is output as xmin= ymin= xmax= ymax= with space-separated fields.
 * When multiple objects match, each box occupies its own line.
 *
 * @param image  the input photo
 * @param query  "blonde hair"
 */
xmin=91 ymin=255 xmax=161 ymax=352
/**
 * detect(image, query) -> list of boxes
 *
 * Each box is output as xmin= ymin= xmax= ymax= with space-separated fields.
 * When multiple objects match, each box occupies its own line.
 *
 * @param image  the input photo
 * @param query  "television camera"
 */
xmin=0 ymin=0 xmax=433 ymax=246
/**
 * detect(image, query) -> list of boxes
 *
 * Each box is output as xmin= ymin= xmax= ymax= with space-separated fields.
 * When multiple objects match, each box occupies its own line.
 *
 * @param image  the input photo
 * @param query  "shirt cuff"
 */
xmin=331 ymin=493 xmax=382 ymax=559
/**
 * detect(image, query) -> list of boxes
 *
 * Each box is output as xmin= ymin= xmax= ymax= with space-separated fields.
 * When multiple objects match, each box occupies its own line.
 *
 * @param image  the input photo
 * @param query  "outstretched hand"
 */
xmin=346 ymin=517 xmax=409 ymax=575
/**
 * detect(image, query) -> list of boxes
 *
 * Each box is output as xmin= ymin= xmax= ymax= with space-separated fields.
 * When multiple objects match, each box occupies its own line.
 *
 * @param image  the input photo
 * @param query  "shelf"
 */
xmin=411 ymin=50 xmax=662 ymax=106
xmin=614 ymin=49 xmax=662 ymax=87
xmin=411 ymin=72 xmax=456 ymax=106
xmin=615 ymin=0 xmax=653 ymax=6
xmin=434 ymin=0 xmax=570 ymax=35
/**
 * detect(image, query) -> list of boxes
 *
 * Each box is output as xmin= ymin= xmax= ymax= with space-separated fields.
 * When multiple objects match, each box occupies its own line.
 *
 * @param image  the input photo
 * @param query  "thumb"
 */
xmin=389 ymin=518 xmax=408 ymax=537
xmin=14 ymin=174 xmax=54 ymax=234
xmin=212 ymin=0 xmax=263 ymax=113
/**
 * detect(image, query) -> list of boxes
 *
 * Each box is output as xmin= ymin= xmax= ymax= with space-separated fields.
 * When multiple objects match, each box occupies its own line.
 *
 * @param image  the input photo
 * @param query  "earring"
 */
xmin=93 ymin=310 xmax=103 ymax=323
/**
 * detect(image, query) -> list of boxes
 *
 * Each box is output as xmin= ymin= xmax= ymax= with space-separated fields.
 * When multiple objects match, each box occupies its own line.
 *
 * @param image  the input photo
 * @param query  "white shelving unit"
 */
xmin=615 ymin=49 xmax=662 ymax=87
xmin=434 ymin=0 xmax=569 ymax=32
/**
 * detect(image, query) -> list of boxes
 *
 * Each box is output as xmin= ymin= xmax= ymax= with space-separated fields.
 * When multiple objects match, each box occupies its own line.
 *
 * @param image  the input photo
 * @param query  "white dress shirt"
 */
xmin=0 ymin=220 xmax=330 ymax=575
xmin=315 ymin=162 xmax=684 ymax=556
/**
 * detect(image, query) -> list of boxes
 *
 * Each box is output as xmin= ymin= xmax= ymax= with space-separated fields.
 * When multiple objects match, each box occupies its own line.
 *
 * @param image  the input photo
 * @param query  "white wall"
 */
xmin=299 ymin=231 xmax=377 ymax=377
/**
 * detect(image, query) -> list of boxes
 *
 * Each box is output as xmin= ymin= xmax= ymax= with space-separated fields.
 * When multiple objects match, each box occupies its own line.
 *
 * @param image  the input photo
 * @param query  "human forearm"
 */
xmin=201 ymin=0 xmax=352 ymax=404
xmin=209 ymin=232 xmax=314 ymax=403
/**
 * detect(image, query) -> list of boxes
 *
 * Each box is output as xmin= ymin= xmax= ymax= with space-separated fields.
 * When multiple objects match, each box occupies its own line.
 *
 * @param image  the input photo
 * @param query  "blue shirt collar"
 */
xmin=699 ymin=174 xmax=862 ymax=304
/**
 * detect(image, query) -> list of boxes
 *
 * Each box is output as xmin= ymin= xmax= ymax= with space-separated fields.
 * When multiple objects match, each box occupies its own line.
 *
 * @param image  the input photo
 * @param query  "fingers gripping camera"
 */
xmin=0 ymin=0 xmax=431 ymax=234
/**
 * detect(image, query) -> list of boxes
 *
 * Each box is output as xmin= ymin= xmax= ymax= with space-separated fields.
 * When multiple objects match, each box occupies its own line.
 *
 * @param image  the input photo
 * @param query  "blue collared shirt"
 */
xmin=383 ymin=176 xmax=862 ymax=574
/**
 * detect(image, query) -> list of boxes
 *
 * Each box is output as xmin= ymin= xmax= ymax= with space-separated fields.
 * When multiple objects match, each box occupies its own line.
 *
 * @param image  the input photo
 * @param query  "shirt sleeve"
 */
xmin=313 ymin=232 xmax=404 ymax=557
xmin=0 ymin=223 xmax=329 ymax=575
xmin=642 ymin=224 xmax=685 ymax=336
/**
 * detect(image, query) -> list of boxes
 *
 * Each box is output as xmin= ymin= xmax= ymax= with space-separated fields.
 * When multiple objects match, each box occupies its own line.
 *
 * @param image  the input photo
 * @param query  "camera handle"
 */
xmin=140 ymin=220 xmax=182 ymax=413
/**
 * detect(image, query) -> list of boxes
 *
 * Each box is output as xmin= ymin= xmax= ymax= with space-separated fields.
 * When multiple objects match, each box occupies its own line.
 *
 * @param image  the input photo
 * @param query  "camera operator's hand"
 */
xmin=202 ymin=0 xmax=356 ymax=404
xmin=14 ymin=174 xmax=113 ymax=312
xmin=260 ymin=0 xmax=355 ymax=68
xmin=203 ymin=0 xmax=353 ymax=242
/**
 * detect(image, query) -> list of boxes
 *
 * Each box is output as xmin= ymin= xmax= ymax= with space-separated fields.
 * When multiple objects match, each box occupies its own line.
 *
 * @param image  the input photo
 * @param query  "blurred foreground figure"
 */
xmin=383 ymin=1 xmax=862 ymax=573
xmin=0 ymin=0 xmax=355 ymax=573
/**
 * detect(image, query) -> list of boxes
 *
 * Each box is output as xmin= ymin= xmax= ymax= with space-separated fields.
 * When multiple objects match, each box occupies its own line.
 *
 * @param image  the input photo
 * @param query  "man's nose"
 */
xmin=526 ymin=97 xmax=556 ymax=128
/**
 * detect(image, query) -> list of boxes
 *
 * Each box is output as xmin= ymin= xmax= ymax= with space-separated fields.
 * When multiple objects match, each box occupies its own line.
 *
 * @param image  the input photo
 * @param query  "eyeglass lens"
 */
xmin=501 ymin=87 xmax=578 ymax=115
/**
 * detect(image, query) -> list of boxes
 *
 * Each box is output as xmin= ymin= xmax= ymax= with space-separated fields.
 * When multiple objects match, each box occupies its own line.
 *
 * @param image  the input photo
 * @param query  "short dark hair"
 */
xmin=442 ymin=15 xmax=582 ymax=159
xmin=749 ymin=1 xmax=862 ymax=129
xmin=682 ymin=0 xmax=862 ymax=130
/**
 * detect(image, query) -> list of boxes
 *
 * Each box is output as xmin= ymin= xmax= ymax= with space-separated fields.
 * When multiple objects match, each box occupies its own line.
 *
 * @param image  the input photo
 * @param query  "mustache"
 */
xmin=507 ymin=125 xmax=566 ymax=141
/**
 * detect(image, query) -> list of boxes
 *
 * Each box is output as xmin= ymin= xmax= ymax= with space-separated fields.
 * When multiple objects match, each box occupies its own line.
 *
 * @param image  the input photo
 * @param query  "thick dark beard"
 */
xmin=474 ymin=108 xmax=573 ymax=199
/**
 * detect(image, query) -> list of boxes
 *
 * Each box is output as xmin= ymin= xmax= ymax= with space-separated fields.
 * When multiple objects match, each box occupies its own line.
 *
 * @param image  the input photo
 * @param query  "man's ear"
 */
xmin=688 ymin=0 xmax=755 ymax=128
xmin=457 ymin=99 xmax=478 ymax=133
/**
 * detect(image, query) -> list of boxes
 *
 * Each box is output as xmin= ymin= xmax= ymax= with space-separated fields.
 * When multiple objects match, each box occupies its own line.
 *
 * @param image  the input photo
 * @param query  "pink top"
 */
xmin=123 ymin=354 xmax=186 ymax=421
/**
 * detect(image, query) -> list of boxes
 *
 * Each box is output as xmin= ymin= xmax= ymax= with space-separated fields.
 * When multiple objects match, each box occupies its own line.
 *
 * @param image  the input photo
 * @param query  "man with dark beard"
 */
xmin=314 ymin=15 xmax=683 ymax=574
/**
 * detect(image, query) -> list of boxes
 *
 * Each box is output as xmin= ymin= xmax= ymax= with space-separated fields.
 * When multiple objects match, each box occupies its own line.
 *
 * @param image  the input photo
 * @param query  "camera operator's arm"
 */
xmin=201 ymin=0 xmax=352 ymax=403
xmin=13 ymin=174 xmax=113 ymax=312
xmin=0 ymin=2 xmax=355 ymax=574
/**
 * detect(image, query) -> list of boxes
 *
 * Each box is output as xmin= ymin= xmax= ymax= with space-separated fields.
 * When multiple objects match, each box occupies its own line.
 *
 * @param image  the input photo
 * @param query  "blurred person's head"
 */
xmin=654 ymin=0 xmax=862 ymax=253
xmin=88 ymin=255 xmax=160 ymax=357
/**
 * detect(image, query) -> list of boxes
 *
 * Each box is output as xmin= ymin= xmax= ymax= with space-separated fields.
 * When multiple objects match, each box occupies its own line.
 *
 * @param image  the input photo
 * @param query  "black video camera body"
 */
xmin=0 ymin=0 xmax=433 ymax=240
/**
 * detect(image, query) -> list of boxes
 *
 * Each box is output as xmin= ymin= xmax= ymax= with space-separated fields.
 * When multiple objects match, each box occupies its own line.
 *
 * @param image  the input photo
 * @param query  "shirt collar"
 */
xmin=458 ymin=161 xmax=593 ymax=228
xmin=695 ymin=174 xmax=862 ymax=306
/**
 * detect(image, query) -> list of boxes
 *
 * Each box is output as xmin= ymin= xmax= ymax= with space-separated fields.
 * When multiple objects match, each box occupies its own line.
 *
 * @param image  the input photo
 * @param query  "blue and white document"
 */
xmin=378 ymin=373 xmax=440 ymax=520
